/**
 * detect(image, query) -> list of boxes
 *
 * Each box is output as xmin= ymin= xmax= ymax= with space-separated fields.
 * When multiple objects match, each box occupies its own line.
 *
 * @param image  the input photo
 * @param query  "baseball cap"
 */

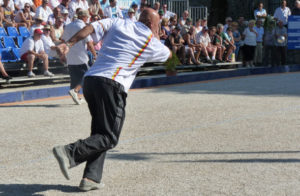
xmin=34 ymin=29 xmax=43 ymax=35
xmin=43 ymin=25 xmax=51 ymax=30
xmin=158 ymin=9 xmax=164 ymax=15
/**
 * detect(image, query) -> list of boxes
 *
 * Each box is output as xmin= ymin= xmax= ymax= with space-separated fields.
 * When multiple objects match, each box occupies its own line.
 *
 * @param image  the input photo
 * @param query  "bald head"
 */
xmin=139 ymin=8 xmax=160 ymax=38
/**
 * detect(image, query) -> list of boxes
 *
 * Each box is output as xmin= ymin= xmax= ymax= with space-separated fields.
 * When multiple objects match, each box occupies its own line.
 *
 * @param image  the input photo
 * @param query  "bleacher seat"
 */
xmin=7 ymin=27 xmax=19 ymax=38
xmin=3 ymin=37 xmax=18 ymax=48
xmin=19 ymin=27 xmax=30 ymax=38
xmin=17 ymin=36 xmax=23 ymax=48
xmin=12 ymin=48 xmax=21 ymax=61
xmin=0 ymin=27 xmax=8 ymax=38
xmin=0 ymin=48 xmax=18 ymax=62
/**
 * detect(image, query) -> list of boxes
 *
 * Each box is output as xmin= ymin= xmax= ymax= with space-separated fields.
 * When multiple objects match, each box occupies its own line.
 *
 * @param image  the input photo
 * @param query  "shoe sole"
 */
xmin=79 ymin=183 xmax=105 ymax=192
xmin=52 ymin=147 xmax=70 ymax=180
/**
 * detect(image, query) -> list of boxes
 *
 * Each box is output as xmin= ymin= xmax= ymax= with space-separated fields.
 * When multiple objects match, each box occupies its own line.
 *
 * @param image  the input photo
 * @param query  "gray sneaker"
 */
xmin=44 ymin=70 xmax=54 ymax=77
xmin=52 ymin=146 xmax=70 ymax=180
xmin=68 ymin=89 xmax=81 ymax=105
xmin=79 ymin=179 xmax=105 ymax=192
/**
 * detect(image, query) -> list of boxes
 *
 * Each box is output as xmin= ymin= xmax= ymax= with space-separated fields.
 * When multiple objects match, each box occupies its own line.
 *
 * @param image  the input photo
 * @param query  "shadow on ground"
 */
xmin=0 ymin=184 xmax=80 ymax=196
xmin=0 ymin=104 xmax=73 ymax=108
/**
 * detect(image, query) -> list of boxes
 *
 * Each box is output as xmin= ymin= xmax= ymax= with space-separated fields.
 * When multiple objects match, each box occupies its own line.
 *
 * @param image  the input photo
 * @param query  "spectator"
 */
xmin=153 ymin=1 xmax=160 ymax=12
xmin=158 ymin=9 xmax=164 ymax=22
xmin=223 ymin=17 xmax=232 ymax=32
xmin=242 ymin=20 xmax=257 ymax=67
xmin=232 ymin=22 xmax=241 ymax=60
xmin=209 ymin=26 xmax=223 ymax=62
xmin=50 ymin=16 xmax=64 ymax=43
xmin=201 ymin=17 xmax=207 ymax=27
xmin=223 ymin=27 xmax=236 ymax=62
xmin=254 ymin=2 xmax=267 ymax=23
xmin=30 ymin=15 xmax=44 ymax=35
xmin=214 ymin=24 xmax=225 ymax=62
xmin=69 ymin=0 xmax=89 ymax=19
xmin=58 ymin=0 xmax=70 ymax=14
xmin=36 ymin=0 xmax=53 ymax=23
xmin=274 ymin=20 xmax=287 ymax=65
xmin=160 ymin=18 xmax=170 ymax=40
xmin=263 ymin=18 xmax=276 ymax=67
xmin=89 ymin=0 xmax=103 ymax=19
xmin=195 ymin=18 xmax=202 ymax=34
xmin=292 ymin=0 xmax=300 ymax=15
xmin=197 ymin=26 xmax=217 ymax=63
xmin=0 ymin=59 xmax=12 ymax=80
xmin=127 ymin=8 xmax=136 ymax=21
xmin=90 ymin=14 xmax=99 ymax=22
xmin=20 ymin=29 xmax=54 ymax=77
xmin=162 ymin=4 xmax=175 ymax=19
xmin=179 ymin=10 xmax=189 ymax=27
xmin=136 ymin=3 xmax=146 ymax=20
xmin=49 ymin=0 xmax=59 ymax=9
xmin=1 ymin=0 xmax=26 ymax=27
xmin=183 ymin=26 xmax=201 ymax=65
xmin=0 ymin=0 xmax=15 ymax=13
xmin=131 ymin=2 xmax=138 ymax=20
xmin=169 ymin=16 xmax=177 ymax=31
xmin=15 ymin=0 xmax=36 ymax=12
xmin=103 ymin=0 xmax=123 ymax=18
xmin=47 ymin=6 xmax=61 ymax=25
xmin=237 ymin=16 xmax=247 ymax=34
xmin=100 ymin=0 xmax=108 ymax=9
xmin=254 ymin=19 xmax=264 ymax=66
xmin=61 ymin=10 xmax=96 ymax=104
xmin=34 ymin=0 xmax=42 ymax=8
xmin=181 ymin=17 xmax=192 ymax=36
xmin=274 ymin=0 xmax=291 ymax=26
xmin=41 ymin=24 xmax=59 ymax=58
xmin=165 ymin=26 xmax=185 ymax=64
xmin=61 ymin=9 xmax=71 ymax=26
xmin=14 ymin=3 xmax=34 ymax=28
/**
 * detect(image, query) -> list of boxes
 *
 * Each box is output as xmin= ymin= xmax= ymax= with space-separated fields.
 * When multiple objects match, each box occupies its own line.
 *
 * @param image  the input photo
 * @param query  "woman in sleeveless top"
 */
xmin=160 ymin=18 xmax=171 ymax=40
xmin=1 ymin=1 xmax=27 ymax=28
xmin=183 ymin=26 xmax=201 ymax=65
xmin=89 ymin=0 xmax=104 ymax=19
xmin=14 ymin=3 xmax=33 ymax=28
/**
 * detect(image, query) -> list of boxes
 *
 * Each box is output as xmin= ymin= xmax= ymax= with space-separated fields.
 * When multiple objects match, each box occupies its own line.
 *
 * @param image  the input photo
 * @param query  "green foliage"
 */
xmin=264 ymin=15 xmax=276 ymax=31
xmin=165 ymin=52 xmax=180 ymax=71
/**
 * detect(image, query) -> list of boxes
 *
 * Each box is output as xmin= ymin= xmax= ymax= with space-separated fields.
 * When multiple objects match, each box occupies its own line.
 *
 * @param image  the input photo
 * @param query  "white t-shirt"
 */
xmin=163 ymin=10 xmax=175 ymax=19
xmin=20 ymin=37 xmax=44 ymax=56
xmin=41 ymin=34 xmax=56 ymax=57
xmin=243 ymin=28 xmax=257 ymax=46
xmin=254 ymin=9 xmax=267 ymax=21
xmin=85 ymin=18 xmax=170 ymax=92
xmin=104 ymin=6 xmax=123 ymax=18
xmin=36 ymin=6 xmax=53 ymax=22
xmin=68 ymin=0 xmax=89 ymax=19
xmin=196 ymin=32 xmax=210 ymax=47
xmin=62 ymin=19 xmax=92 ymax=65
xmin=274 ymin=7 xmax=291 ymax=25
xmin=15 ymin=0 xmax=33 ymax=10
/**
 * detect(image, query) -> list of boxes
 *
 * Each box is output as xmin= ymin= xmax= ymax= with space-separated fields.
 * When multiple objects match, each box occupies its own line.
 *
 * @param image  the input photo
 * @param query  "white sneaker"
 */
xmin=79 ymin=98 xmax=86 ymax=104
xmin=44 ymin=70 xmax=54 ymax=77
xmin=27 ymin=71 xmax=36 ymax=78
xmin=69 ymin=89 xmax=81 ymax=105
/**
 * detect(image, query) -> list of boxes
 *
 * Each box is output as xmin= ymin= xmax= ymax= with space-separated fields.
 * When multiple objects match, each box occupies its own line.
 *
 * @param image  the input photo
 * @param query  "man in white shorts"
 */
xmin=53 ymin=8 xmax=171 ymax=191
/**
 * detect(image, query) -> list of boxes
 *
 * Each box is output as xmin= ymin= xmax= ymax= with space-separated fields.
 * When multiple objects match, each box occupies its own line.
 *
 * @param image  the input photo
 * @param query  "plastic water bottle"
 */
xmin=231 ymin=53 xmax=236 ymax=62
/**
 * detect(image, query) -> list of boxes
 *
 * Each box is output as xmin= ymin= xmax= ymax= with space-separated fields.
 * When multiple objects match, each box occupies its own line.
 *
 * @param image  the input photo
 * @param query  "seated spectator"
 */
xmin=131 ymin=2 xmax=138 ymax=19
xmin=0 ymin=58 xmax=12 ymax=80
xmin=254 ymin=2 xmax=267 ymax=23
xmin=47 ymin=6 xmax=61 ymax=25
xmin=222 ymin=27 xmax=236 ymax=62
xmin=1 ymin=0 xmax=26 ymax=27
xmin=49 ymin=0 xmax=59 ymax=9
xmin=153 ymin=1 xmax=160 ymax=12
xmin=165 ymin=26 xmax=185 ymax=64
xmin=292 ymin=0 xmax=300 ymax=15
xmin=214 ymin=24 xmax=225 ymax=62
xmin=35 ymin=0 xmax=53 ymax=23
xmin=179 ymin=10 xmax=189 ymax=27
xmin=41 ymin=25 xmax=59 ymax=58
xmin=158 ymin=9 xmax=164 ymax=22
xmin=195 ymin=18 xmax=202 ymax=34
xmin=136 ymin=3 xmax=146 ymax=20
xmin=14 ymin=2 xmax=34 ymax=28
xmin=30 ymin=15 xmax=44 ymax=35
xmin=263 ymin=18 xmax=276 ymax=66
xmin=20 ymin=29 xmax=54 ymax=77
xmin=232 ymin=22 xmax=241 ymax=60
xmin=57 ymin=0 xmax=69 ymax=14
xmin=162 ymin=4 xmax=175 ymax=19
xmin=223 ymin=17 xmax=232 ymax=32
xmin=15 ymin=0 xmax=36 ymax=12
xmin=254 ymin=19 xmax=264 ymax=66
xmin=100 ymin=0 xmax=108 ymax=9
xmin=183 ymin=26 xmax=201 ymax=65
xmin=242 ymin=20 xmax=257 ymax=67
xmin=274 ymin=20 xmax=287 ymax=65
xmin=160 ymin=18 xmax=171 ymax=40
xmin=89 ymin=0 xmax=103 ymax=19
xmin=169 ymin=16 xmax=177 ymax=32
xmin=201 ymin=17 xmax=207 ymax=27
xmin=181 ymin=17 xmax=192 ymax=36
xmin=61 ymin=9 xmax=71 ymax=26
xmin=103 ymin=0 xmax=123 ymax=18
xmin=209 ymin=26 xmax=223 ymax=62
xmin=197 ymin=26 xmax=217 ymax=63
xmin=50 ymin=16 xmax=64 ymax=44
xmin=69 ymin=0 xmax=89 ymax=19
xmin=127 ymin=8 xmax=136 ymax=21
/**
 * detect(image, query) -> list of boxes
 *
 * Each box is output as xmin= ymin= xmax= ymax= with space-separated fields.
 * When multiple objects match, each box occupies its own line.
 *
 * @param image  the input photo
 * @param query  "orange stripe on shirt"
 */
xmin=112 ymin=67 xmax=123 ymax=80
xmin=128 ymin=33 xmax=153 ymax=67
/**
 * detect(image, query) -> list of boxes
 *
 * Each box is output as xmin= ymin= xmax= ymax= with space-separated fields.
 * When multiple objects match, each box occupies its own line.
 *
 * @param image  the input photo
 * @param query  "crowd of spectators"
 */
xmin=0 ymin=0 xmax=300 ymax=80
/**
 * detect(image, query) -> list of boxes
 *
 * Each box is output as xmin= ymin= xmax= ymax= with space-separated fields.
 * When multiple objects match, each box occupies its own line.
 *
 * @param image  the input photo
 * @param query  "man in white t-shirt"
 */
xmin=274 ymin=0 xmax=291 ymax=26
xmin=162 ymin=4 xmax=175 ymax=19
xmin=103 ymin=0 xmax=123 ymax=18
xmin=35 ymin=0 xmax=53 ymax=23
xmin=61 ymin=10 xmax=96 ymax=105
xmin=20 ymin=29 xmax=54 ymax=77
xmin=254 ymin=2 xmax=267 ymax=23
xmin=53 ymin=8 xmax=171 ymax=191
xmin=196 ymin=26 xmax=217 ymax=63
xmin=41 ymin=25 xmax=58 ymax=58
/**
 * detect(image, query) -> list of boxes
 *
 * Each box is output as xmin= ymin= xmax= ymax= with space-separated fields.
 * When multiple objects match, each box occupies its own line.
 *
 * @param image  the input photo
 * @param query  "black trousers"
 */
xmin=68 ymin=64 xmax=88 ymax=89
xmin=243 ymin=44 xmax=256 ymax=62
xmin=65 ymin=76 xmax=127 ymax=183
xmin=263 ymin=45 xmax=276 ymax=66
xmin=276 ymin=46 xmax=287 ymax=65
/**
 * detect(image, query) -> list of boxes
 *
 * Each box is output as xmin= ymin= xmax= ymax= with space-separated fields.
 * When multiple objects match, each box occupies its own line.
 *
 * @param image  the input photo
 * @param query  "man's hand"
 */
xmin=56 ymin=43 xmax=70 ymax=62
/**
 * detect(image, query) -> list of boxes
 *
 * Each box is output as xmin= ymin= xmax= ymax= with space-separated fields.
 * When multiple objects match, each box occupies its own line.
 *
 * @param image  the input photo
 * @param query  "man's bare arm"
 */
xmin=66 ymin=24 xmax=95 ymax=47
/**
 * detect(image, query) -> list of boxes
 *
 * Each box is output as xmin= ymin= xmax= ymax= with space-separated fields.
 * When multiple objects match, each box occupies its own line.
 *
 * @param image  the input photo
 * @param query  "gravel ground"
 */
xmin=1 ymin=72 xmax=300 ymax=196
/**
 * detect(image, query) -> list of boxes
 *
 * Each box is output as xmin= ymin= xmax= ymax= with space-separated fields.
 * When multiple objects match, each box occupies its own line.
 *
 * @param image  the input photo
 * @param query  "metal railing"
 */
xmin=189 ymin=6 xmax=208 ymax=24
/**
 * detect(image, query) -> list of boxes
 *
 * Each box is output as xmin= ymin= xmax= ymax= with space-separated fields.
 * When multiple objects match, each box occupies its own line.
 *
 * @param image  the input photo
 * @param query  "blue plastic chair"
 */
xmin=0 ymin=48 xmax=17 ymax=62
xmin=7 ymin=27 xmax=19 ymax=37
xmin=3 ymin=37 xmax=18 ymax=48
xmin=19 ymin=26 xmax=30 ymax=38
xmin=17 ymin=36 xmax=23 ymax=48
xmin=0 ymin=27 xmax=8 ymax=38
xmin=12 ymin=48 xmax=21 ymax=61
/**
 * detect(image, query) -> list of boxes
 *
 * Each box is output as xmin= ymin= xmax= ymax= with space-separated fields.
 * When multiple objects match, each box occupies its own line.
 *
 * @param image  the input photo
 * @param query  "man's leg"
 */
xmin=39 ymin=52 xmax=54 ymax=76
xmin=27 ymin=54 xmax=36 ymax=77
